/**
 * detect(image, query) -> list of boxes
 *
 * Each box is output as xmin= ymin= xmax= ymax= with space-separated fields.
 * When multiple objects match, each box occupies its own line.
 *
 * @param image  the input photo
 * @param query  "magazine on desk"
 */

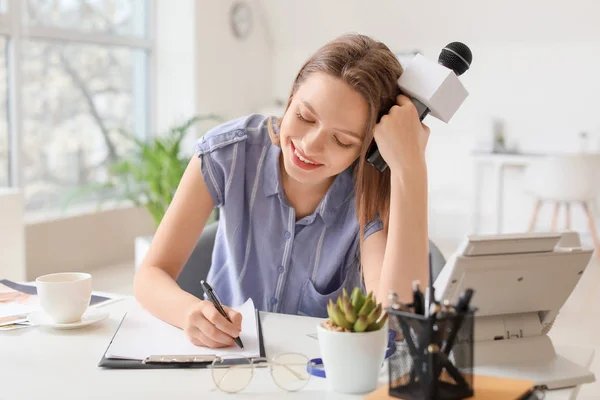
xmin=0 ymin=279 xmax=121 ymax=330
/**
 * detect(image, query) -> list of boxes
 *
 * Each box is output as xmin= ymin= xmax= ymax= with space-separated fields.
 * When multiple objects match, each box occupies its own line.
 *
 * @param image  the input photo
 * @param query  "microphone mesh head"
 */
xmin=438 ymin=42 xmax=472 ymax=76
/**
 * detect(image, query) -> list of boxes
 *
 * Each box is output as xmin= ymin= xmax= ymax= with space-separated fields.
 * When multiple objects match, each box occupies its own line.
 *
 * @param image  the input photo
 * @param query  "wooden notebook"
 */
xmin=364 ymin=374 xmax=536 ymax=400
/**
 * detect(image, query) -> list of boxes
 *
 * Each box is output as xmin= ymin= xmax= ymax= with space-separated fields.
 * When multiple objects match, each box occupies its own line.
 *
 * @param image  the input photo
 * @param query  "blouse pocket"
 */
xmin=296 ymin=269 xmax=357 ymax=318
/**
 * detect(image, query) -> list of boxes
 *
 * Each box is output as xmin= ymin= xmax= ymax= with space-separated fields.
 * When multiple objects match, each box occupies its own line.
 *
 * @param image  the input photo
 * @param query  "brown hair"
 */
xmin=268 ymin=33 xmax=402 ymax=246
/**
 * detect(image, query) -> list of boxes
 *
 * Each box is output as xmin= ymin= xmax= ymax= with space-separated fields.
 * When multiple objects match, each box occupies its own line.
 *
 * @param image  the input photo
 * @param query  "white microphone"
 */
xmin=367 ymin=42 xmax=473 ymax=172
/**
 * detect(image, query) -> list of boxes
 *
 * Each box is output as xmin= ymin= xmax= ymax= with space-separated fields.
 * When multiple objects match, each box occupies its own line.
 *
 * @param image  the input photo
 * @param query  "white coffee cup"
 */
xmin=36 ymin=272 xmax=92 ymax=323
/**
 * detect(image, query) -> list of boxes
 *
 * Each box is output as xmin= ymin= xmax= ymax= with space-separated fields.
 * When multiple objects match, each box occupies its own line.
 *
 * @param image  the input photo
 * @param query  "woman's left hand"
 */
xmin=372 ymin=94 xmax=430 ymax=174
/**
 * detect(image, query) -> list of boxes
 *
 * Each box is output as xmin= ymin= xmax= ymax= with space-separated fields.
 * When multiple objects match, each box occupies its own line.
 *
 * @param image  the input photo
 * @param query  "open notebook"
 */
xmin=98 ymin=298 xmax=265 ymax=369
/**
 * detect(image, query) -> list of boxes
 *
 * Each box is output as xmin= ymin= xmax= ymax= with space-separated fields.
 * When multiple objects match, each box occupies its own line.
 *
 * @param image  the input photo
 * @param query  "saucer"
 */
xmin=27 ymin=308 xmax=109 ymax=330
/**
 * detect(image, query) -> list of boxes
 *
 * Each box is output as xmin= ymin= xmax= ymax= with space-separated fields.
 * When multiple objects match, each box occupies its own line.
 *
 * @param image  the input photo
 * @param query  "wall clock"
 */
xmin=230 ymin=1 xmax=253 ymax=40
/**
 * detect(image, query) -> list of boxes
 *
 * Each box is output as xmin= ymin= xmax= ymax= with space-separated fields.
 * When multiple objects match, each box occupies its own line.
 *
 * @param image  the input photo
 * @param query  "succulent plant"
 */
xmin=324 ymin=287 xmax=388 ymax=332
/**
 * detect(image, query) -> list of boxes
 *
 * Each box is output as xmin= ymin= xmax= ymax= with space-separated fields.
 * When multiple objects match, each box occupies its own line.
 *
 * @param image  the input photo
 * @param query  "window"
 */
xmin=1 ymin=0 xmax=153 ymax=216
xmin=21 ymin=41 xmax=148 ymax=210
xmin=23 ymin=0 xmax=147 ymax=37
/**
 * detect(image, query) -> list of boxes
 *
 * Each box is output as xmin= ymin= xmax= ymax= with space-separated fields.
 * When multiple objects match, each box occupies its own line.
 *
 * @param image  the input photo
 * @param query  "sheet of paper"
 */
xmin=105 ymin=298 xmax=260 ymax=360
xmin=0 ymin=304 xmax=36 ymax=319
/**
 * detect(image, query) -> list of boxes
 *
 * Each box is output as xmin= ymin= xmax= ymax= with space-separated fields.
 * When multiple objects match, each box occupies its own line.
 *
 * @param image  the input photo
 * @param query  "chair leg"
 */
xmin=565 ymin=202 xmax=571 ymax=230
xmin=528 ymin=199 xmax=543 ymax=232
xmin=582 ymin=201 xmax=600 ymax=259
xmin=550 ymin=201 xmax=561 ymax=232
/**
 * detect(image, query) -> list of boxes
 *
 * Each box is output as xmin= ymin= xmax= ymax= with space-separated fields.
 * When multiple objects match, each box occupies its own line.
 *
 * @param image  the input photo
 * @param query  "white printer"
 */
xmin=433 ymin=231 xmax=596 ymax=389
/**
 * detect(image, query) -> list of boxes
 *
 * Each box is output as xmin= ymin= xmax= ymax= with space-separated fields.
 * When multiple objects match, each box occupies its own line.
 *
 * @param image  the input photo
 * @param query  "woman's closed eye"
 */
xmin=296 ymin=109 xmax=353 ymax=149
xmin=296 ymin=109 xmax=313 ymax=123
xmin=334 ymin=136 xmax=352 ymax=149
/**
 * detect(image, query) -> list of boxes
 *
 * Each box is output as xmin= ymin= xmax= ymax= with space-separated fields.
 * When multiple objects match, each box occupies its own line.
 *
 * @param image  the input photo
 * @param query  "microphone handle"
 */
xmin=366 ymin=97 xmax=430 ymax=173
xmin=413 ymin=98 xmax=430 ymax=121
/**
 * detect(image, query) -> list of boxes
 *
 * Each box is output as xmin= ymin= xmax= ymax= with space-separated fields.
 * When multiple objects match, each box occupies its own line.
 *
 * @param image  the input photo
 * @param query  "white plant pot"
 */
xmin=316 ymin=321 xmax=388 ymax=394
xmin=134 ymin=235 xmax=153 ymax=270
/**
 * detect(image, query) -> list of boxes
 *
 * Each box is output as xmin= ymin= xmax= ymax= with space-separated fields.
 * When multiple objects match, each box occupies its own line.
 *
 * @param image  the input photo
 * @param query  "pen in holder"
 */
xmin=386 ymin=289 xmax=476 ymax=400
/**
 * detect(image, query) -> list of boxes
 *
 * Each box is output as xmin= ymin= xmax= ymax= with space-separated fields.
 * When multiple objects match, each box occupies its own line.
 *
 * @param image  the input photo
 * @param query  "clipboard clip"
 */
xmin=143 ymin=354 xmax=217 ymax=364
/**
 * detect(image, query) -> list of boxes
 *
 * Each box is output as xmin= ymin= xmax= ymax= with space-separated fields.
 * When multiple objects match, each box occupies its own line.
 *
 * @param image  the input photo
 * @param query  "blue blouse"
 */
xmin=194 ymin=114 xmax=383 ymax=318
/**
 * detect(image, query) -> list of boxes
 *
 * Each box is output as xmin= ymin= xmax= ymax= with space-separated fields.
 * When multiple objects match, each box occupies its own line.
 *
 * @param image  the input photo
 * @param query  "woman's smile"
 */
xmin=290 ymin=141 xmax=324 ymax=171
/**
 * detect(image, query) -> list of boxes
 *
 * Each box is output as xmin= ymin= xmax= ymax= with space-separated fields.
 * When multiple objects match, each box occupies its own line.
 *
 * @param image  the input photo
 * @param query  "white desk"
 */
xmin=0 ymin=297 xmax=593 ymax=399
xmin=471 ymin=151 xmax=544 ymax=234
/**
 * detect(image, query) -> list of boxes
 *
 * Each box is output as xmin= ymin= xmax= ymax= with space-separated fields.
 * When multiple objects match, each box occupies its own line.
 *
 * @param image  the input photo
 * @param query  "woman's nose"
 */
xmin=302 ymin=127 xmax=326 ymax=154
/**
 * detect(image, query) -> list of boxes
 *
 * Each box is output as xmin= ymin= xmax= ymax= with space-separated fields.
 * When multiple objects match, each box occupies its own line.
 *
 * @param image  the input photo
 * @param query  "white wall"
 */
xmin=155 ymin=0 xmax=276 ymax=151
xmin=25 ymin=206 xmax=155 ymax=280
xmin=195 ymin=0 xmax=273 ymax=125
xmin=259 ymin=0 xmax=600 ymax=242
xmin=0 ymin=189 xmax=26 ymax=281
xmin=154 ymin=0 xmax=200 ymax=156
xmin=155 ymin=0 xmax=197 ymax=134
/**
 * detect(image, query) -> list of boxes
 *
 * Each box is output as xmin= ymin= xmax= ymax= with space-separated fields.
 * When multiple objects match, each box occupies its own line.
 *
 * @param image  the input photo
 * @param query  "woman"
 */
xmin=133 ymin=33 xmax=430 ymax=349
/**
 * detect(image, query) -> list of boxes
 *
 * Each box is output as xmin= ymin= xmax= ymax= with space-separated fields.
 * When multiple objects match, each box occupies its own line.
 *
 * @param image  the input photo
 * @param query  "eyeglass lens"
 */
xmin=211 ymin=356 xmax=253 ymax=393
xmin=270 ymin=353 xmax=312 ymax=392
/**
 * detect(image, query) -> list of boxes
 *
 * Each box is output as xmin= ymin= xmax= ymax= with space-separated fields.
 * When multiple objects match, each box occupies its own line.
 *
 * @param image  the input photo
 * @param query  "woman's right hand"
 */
xmin=182 ymin=300 xmax=243 ymax=348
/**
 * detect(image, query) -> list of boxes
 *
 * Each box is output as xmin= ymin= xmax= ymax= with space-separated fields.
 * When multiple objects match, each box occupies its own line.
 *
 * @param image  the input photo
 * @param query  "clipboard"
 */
xmin=98 ymin=308 xmax=266 ymax=369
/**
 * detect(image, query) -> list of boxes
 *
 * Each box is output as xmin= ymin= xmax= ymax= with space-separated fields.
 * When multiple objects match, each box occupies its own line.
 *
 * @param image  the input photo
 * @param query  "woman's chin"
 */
xmin=285 ymin=165 xmax=315 ymax=183
xmin=283 ymin=161 xmax=324 ymax=184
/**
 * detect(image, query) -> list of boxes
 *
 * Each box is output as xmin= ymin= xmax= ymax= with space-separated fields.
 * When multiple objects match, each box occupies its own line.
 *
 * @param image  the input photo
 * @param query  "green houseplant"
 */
xmin=104 ymin=114 xmax=222 ymax=226
xmin=324 ymin=288 xmax=388 ymax=332
xmin=108 ymin=114 xmax=223 ymax=268
xmin=317 ymin=287 xmax=389 ymax=394
xmin=63 ymin=114 xmax=223 ymax=268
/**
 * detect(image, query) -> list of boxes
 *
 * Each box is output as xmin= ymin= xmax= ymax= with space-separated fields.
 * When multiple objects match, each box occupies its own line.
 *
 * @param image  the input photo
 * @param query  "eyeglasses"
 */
xmin=209 ymin=352 xmax=314 ymax=393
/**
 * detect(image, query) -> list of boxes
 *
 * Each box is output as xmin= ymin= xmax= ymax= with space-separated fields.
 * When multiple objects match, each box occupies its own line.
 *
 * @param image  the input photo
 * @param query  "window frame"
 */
xmin=2 ymin=0 xmax=156 ymax=200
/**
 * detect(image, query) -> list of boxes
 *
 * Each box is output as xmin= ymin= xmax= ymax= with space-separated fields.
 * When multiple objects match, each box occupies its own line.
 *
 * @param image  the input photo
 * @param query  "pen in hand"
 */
xmin=200 ymin=280 xmax=244 ymax=350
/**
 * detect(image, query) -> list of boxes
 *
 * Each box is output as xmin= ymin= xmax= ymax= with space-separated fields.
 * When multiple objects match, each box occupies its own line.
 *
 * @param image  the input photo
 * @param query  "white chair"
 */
xmin=524 ymin=153 xmax=600 ymax=258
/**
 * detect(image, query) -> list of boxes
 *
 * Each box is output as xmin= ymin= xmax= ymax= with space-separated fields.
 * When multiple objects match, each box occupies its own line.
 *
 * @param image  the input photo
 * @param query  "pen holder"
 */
xmin=386 ymin=307 xmax=476 ymax=400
